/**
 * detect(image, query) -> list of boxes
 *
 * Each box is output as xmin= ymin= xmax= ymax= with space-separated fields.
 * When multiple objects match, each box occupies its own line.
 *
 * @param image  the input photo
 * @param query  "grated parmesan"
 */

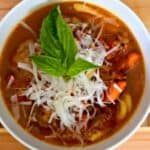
xmin=16 ymin=22 xmax=121 ymax=132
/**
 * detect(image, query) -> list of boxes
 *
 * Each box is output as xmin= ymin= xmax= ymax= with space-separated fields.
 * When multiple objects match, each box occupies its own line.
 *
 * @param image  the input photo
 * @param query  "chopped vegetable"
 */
xmin=127 ymin=52 xmax=140 ymax=69
xmin=119 ymin=52 xmax=140 ymax=71
xmin=105 ymin=81 xmax=127 ymax=101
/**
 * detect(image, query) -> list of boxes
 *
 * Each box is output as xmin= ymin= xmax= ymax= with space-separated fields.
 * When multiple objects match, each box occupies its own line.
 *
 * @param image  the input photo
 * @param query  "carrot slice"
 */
xmin=105 ymin=81 xmax=127 ymax=102
xmin=127 ymin=52 xmax=140 ymax=69
xmin=119 ymin=52 xmax=140 ymax=71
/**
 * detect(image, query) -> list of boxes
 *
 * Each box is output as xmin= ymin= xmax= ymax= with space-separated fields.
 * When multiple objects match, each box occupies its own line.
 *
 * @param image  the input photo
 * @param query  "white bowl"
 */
xmin=0 ymin=0 xmax=150 ymax=149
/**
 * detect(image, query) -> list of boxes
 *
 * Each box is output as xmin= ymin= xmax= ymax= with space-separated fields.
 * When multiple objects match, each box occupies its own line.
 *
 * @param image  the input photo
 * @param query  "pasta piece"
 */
xmin=117 ymin=100 xmax=127 ymax=121
xmin=88 ymin=131 xmax=103 ymax=142
xmin=122 ymin=93 xmax=132 ymax=113
xmin=74 ymin=4 xmax=103 ymax=17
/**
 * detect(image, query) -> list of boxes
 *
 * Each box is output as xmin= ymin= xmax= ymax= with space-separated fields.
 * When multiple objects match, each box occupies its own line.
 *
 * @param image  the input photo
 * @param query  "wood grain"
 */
xmin=117 ymin=128 xmax=150 ymax=150
xmin=0 ymin=0 xmax=150 ymax=149
xmin=123 ymin=0 xmax=150 ymax=31
xmin=0 ymin=129 xmax=27 ymax=150
xmin=0 ymin=9 xmax=10 ymax=19
xmin=0 ymin=128 xmax=149 ymax=150
xmin=0 ymin=0 xmax=20 ymax=9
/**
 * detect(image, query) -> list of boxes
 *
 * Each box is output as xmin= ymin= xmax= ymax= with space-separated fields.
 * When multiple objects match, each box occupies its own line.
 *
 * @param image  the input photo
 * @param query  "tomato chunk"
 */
xmin=105 ymin=81 xmax=127 ymax=102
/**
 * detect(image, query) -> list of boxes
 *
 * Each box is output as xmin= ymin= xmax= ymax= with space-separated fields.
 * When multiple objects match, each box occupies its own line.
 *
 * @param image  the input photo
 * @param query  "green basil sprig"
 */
xmin=31 ymin=5 xmax=99 ymax=79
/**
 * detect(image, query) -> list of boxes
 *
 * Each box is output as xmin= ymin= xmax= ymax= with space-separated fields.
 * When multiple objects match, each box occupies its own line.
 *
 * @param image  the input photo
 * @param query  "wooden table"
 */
xmin=0 ymin=0 xmax=150 ymax=149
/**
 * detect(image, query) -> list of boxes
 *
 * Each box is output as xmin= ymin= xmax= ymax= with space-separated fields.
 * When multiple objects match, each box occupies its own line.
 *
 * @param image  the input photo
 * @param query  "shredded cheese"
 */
xmin=113 ymin=83 xmax=123 ymax=93
xmin=19 ymin=64 xmax=107 ymax=131
xmin=16 ymin=22 xmax=121 ymax=132
xmin=7 ymin=75 xmax=15 ymax=89
xmin=18 ymin=62 xmax=33 ymax=73
xmin=20 ymin=21 xmax=37 ymax=37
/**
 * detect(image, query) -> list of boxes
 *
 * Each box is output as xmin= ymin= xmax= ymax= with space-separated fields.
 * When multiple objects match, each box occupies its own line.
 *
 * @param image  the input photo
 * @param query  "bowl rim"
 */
xmin=0 ymin=0 xmax=150 ymax=150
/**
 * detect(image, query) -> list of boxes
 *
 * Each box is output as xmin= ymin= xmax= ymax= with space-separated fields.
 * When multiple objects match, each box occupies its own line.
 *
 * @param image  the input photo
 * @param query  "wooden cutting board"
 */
xmin=0 ymin=0 xmax=150 ymax=149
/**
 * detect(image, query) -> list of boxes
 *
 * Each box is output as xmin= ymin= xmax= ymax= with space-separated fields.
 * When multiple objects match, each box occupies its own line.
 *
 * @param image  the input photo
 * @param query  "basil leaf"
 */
xmin=31 ymin=55 xmax=66 ymax=77
xmin=47 ymin=5 xmax=59 ymax=38
xmin=33 ymin=5 xmax=100 ymax=80
xmin=67 ymin=58 xmax=99 ymax=77
xmin=40 ymin=5 xmax=63 ymax=59
xmin=56 ymin=13 xmax=77 ymax=68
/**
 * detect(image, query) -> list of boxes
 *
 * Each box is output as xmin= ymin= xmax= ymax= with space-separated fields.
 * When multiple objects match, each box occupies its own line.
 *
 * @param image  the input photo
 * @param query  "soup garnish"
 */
xmin=0 ymin=2 xmax=145 ymax=147
xmin=32 ymin=5 xmax=98 ymax=79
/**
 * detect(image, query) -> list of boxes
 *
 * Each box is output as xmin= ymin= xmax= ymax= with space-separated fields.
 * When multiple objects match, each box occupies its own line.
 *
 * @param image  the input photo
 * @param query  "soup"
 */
xmin=0 ymin=1 xmax=145 ymax=147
